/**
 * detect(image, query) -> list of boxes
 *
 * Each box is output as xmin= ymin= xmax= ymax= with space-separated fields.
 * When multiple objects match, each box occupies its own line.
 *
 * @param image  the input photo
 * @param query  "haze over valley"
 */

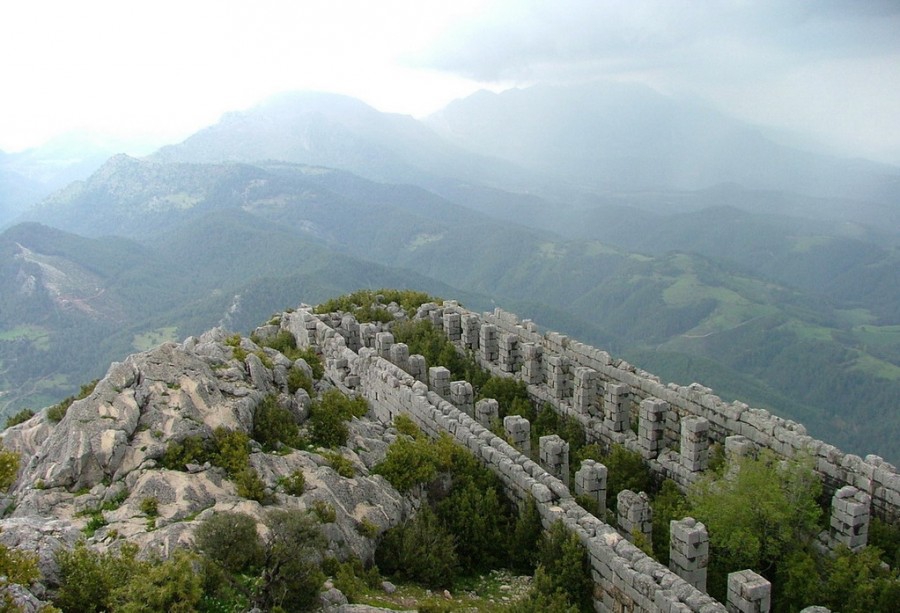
xmin=1 ymin=75 xmax=899 ymax=465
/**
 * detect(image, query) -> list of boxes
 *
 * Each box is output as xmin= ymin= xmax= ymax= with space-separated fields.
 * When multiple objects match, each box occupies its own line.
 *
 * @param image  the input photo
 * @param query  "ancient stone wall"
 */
xmin=283 ymin=307 xmax=727 ymax=613
xmin=431 ymin=303 xmax=899 ymax=523
xmin=281 ymin=299 xmax=900 ymax=611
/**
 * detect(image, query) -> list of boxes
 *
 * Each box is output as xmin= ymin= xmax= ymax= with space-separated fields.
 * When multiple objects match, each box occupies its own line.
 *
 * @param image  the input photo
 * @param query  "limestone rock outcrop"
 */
xmin=0 ymin=324 xmax=407 ymax=593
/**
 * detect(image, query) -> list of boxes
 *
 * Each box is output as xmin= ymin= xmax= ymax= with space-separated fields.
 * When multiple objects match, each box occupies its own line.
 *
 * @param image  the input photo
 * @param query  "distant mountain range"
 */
xmin=4 ymin=82 xmax=900 ymax=463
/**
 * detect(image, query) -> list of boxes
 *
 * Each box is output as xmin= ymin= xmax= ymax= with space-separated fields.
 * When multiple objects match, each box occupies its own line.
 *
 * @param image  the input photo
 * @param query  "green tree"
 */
xmin=195 ymin=512 xmax=264 ymax=575
xmin=253 ymin=394 xmax=301 ymax=450
xmin=508 ymin=495 xmax=544 ymax=574
xmin=517 ymin=521 xmax=593 ymax=612
xmin=376 ymin=506 xmax=458 ymax=589
xmin=260 ymin=509 xmax=326 ymax=611
xmin=195 ymin=509 xmax=324 ymax=612
xmin=651 ymin=480 xmax=687 ymax=565
xmin=54 ymin=542 xmax=142 ymax=613
xmin=308 ymin=389 xmax=367 ymax=448
xmin=688 ymin=450 xmax=822 ymax=601
xmin=576 ymin=444 xmax=652 ymax=513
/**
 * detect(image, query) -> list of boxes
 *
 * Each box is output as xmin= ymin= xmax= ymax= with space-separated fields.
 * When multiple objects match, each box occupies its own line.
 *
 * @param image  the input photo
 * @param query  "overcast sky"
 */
xmin=2 ymin=0 xmax=899 ymax=164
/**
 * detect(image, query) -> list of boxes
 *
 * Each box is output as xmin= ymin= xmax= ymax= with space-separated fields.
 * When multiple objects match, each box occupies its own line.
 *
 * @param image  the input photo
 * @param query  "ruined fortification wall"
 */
xmin=432 ymin=303 xmax=900 ymax=522
xmin=282 ymin=307 xmax=727 ymax=613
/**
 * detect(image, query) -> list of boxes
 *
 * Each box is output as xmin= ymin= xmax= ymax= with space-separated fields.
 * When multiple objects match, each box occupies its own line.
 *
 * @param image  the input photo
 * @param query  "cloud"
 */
xmin=416 ymin=0 xmax=900 ymax=163
xmin=422 ymin=0 xmax=900 ymax=83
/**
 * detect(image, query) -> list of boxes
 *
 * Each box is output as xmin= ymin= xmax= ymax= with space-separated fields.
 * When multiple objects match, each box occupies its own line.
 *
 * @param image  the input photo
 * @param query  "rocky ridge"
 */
xmin=0 ymin=319 xmax=409 ymax=607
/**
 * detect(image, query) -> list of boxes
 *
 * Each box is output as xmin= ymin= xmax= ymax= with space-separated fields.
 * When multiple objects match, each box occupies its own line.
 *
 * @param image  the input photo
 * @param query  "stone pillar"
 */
xmin=504 ymin=415 xmax=531 ymax=456
xmin=669 ymin=517 xmax=709 ymax=592
xmin=429 ymin=366 xmax=451 ymax=399
xmin=475 ymin=398 xmax=499 ymax=427
xmin=545 ymin=355 xmax=570 ymax=399
xmin=521 ymin=342 xmax=543 ymax=385
xmin=374 ymin=331 xmax=394 ymax=359
xmin=727 ymin=570 xmax=771 ymax=613
xmin=298 ymin=311 xmax=319 ymax=347
xmin=479 ymin=324 xmax=499 ymax=363
xmin=358 ymin=323 xmax=377 ymax=349
xmin=450 ymin=381 xmax=474 ymax=415
xmin=638 ymin=398 xmax=668 ymax=459
xmin=539 ymin=434 xmax=570 ymax=487
xmin=830 ymin=485 xmax=871 ymax=552
xmin=681 ymin=416 xmax=710 ymax=473
xmin=617 ymin=490 xmax=652 ymax=547
xmin=498 ymin=333 xmax=520 ymax=373
xmin=461 ymin=313 xmax=480 ymax=350
xmin=407 ymin=355 xmax=427 ymax=384
xmin=442 ymin=311 xmax=462 ymax=342
xmin=389 ymin=343 xmax=409 ymax=372
xmin=340 ymin=315 xmax=361 ymax=351
xmin=427 ymin=307 xmax=444 ymax=328
xmin=604 ymin=383 xmax=630 ymax=432
xmin=573 ymin=367 xmax=598 ymax=416
xmin=574 ymin=459 xmax=607 ymax=517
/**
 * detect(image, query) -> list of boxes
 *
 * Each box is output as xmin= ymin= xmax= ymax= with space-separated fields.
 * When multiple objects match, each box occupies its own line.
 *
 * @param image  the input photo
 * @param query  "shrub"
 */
xmin=0 ymin=450 xmax=20 ymax=491
xmin=46 ymin=379 xmax=98 ymax=423
xmin=532 ymin=521 xmax=593 ymax=612
xmin=55 ymin=542 xmax=142 ymax=613
xmin=161 ymin=435 xmax=212 ymax=471
xmin=394 ymin=414 xmax=422 ymax=438
xmin=332 ymin=555 xmax=381 ymax=601
xmin=110 ymin=549 xmax=203 ymax=613
xmin=324 ymin=451 xmax=355 ymax=478
xmin=233 ymin=468 xmax=270 ymax=504
xmin=83 ymin=511 xmax=108 ymax=537
xmin=651 ymin=480 xmax=687 ymax=565
xmin=277 ymin=469 xmax=306 ymax=496
xmin=296 ymin=347 xmax=325 ymax=380
xmin=478 ymin=376 xmax=533 ymax=420
xmin=195 ymin=512 xmax=265 ymax=575
xmin=140 ymin=496 xmax=159 ymax=517
xmin=356 ymin=518 xmax=379 ymax=539
xmin=211 ymin=427 xmax=250 ymax=475
xmin=287 ymin=365 xmax=314 ymax=395
xmin=508 ymin=495 xmax=544 ymax=574
xmin=372 ymin=436 xmax=440 ymax=492
xmin=308 ymin=389 xmax=366 ymax=448
xmin=253 ymin=394 xmax=301 ymax=450
xmin=4 ymin=408 xmax=35 ymax=429
xmin=311 ymin=499 xmax=336 ymax=523
xmin=0 ymin=541 xmax=40 ymax=586
xmin=375 ymin=506 xmax=458 ymax=589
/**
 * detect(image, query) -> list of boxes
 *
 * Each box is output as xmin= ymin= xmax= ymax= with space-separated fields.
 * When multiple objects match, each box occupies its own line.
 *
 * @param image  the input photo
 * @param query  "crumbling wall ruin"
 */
xmin=281 ymin=299 xmax=899 ymax=612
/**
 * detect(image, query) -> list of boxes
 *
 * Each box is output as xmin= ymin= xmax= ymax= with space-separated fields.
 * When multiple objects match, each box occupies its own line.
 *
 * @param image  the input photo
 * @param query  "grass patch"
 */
xmin=132 ymin=326 xmax=179 ymax=351
xmin=0 ymin=325 xmax=50 ymax=350
xmin=351 ymin=571 xmax=531 ymax=612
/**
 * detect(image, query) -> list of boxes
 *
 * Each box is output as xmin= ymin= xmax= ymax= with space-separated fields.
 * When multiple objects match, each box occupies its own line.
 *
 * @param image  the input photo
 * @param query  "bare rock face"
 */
xmin=0 ymin=322 xmax=408 ymax=591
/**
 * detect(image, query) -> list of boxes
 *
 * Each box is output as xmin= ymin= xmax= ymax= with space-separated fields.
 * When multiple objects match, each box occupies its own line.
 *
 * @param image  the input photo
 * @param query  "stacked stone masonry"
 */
xmin=430 ymin=303 xmax=899 ymax=523
xmin=539 ymin=434 xmax=570 ymax=487
xmin=617 ymin=489 xmax=653 ymax=547
xmin=726 ymin=570 xmax=771 ymax=613
xmin=829 ymin=485 xmax=871 ymax=552
xmin=282 ymin=307 xmax=728 ymax=612
xmin=280 ymin=301 xmax=900 ymax=611
xmin=669 ymin=517 xmax=709 ymax=592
